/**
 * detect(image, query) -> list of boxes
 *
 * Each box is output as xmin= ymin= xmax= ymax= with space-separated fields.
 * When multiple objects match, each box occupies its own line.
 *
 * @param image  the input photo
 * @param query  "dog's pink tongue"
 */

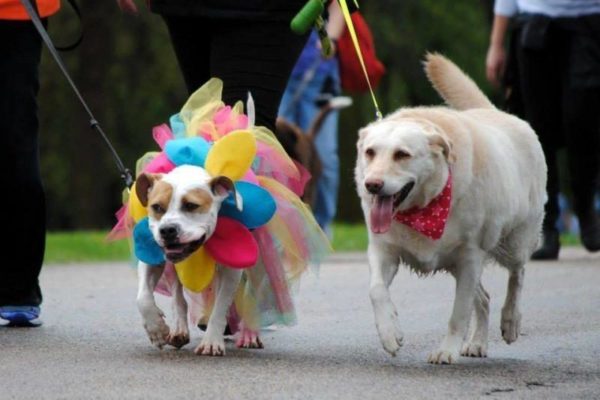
xmin=370 ymin=196 xmax=394 ymax=234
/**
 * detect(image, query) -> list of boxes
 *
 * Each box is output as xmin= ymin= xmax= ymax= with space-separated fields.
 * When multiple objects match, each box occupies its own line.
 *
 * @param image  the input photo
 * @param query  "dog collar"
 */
xmin=394 ymin=171 xmax=452 ymax=240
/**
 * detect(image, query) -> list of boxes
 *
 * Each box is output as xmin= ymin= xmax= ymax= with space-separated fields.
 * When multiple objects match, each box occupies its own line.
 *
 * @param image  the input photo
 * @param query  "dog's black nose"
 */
xmin=365 ymin=179 xmax=384 ymax=194
xmin=159 ymin=225 xmax=179 ymax=241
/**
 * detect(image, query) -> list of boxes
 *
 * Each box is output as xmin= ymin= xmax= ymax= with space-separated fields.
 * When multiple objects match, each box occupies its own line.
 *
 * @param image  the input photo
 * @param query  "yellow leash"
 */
xmin=338 ymin=0 xmax=383 ymax=121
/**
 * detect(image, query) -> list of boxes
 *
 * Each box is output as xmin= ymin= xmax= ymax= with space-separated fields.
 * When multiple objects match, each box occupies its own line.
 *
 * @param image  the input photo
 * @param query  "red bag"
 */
xmin=337 ymin=12 xmax=385 ymax=94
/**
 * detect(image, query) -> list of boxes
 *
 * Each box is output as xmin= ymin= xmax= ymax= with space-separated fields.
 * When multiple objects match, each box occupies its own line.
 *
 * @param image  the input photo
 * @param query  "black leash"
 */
xmin=19 ymin=0 xmax=134 ymax=188
xmin=54 ymin=0 xmax=83 ymax=51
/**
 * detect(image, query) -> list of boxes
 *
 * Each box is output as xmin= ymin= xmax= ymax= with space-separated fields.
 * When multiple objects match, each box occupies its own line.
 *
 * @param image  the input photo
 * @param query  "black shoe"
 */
xmin=531 ymin=230 xmax=560 ymax=260
xmin=579 ymin=212 xmax=600 ymax=252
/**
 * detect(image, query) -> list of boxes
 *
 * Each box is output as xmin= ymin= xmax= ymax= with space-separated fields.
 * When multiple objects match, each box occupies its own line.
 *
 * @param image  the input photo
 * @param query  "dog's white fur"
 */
xmin=135 ymin=165 xmax=245 ymax=356
xmin=355 ymin=54 xmax=547 ymax=364
xmin=148 ymin=166 xmax=227 ymax=248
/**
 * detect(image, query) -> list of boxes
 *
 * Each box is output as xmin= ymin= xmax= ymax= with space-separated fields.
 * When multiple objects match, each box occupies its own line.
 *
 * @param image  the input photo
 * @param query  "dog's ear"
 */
xmin=210 ymin=176 xmax=242 ymax=210
xmin=429 ymin=133 xmax=456 ymax=163
xmin=136 ymin=173 xmax=163 ymax=207
xmin=210 ymin=175 xmax=234 ymax=196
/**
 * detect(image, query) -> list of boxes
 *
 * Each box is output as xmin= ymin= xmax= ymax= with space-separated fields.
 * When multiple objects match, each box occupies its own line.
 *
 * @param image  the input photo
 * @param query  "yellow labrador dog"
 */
xmin=355 ymin=54 xmax=546 ymax=364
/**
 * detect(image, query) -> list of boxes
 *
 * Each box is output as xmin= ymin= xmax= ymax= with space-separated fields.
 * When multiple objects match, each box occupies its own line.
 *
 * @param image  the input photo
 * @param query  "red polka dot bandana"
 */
xmin=394 ymin=172 xmax=452 ymax=240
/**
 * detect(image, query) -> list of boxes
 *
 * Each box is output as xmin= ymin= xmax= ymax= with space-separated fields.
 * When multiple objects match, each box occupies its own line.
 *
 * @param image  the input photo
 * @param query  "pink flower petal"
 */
xmin=241 ymin=169 xmax=259 ymax=184
xmin=205 ymin=217 xmax=258 ymax=268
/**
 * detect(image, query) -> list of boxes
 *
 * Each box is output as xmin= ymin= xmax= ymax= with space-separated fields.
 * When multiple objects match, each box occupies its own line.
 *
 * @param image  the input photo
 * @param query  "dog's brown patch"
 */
xmin=181 ymin=188 xmax=213 ymax=214
xmin=148 ymin=181 xmax=173 ymax=220
xmin=136 ymin=172 xmax=164 ymax=206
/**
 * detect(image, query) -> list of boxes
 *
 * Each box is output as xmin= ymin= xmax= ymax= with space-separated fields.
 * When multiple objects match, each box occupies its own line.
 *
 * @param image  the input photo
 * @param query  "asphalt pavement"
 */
xmin=1 ymin=248 xmax=599 ymax=399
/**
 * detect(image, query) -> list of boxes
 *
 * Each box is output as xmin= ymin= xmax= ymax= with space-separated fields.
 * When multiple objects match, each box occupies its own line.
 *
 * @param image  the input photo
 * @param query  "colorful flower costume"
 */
xmin=109 ymin=79 xmax=330 ymax=331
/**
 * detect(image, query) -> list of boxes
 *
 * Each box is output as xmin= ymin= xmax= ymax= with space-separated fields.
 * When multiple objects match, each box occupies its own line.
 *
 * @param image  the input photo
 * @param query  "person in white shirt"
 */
xmin=486 ymin=0 xmax=600 ymax=260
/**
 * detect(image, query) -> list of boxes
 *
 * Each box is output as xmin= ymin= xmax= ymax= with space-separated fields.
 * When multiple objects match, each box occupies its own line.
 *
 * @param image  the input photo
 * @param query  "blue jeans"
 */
xmin=279 ymin=67 xmax=340 ymax=234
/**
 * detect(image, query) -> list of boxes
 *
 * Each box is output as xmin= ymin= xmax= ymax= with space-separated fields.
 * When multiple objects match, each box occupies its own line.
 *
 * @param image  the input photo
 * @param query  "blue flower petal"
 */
xmin=220 ymin=181 xmax=276 ymax=229
xmin=169 ymin=114 xmax=186 ymax=139
xmin=165 ymin=137 xmax=212 ymax=167
xmin=133 ymin=218 xmax=165 ymax=266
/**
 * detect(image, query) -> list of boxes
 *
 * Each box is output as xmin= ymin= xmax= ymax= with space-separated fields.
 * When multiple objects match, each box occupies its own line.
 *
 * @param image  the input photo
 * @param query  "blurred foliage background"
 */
xmin=39 ymin=0 xmax=494 ymax=230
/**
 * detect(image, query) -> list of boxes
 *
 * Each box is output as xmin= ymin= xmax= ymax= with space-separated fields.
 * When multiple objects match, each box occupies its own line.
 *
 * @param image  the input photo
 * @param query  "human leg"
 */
xmin=161 ymin=15 xmax=211 ymax=94
xmin=295 ymin=76 xmax=340 ymax=232
xmin=0 ymin=20 xmax=45 ymax=314
xmin=210 ymin=20 xmax=308 ymax=132
xmin=563 ymin=84 xmax=600 ymax=252
xmin=517 ymin=28 xmax=563 ymax=259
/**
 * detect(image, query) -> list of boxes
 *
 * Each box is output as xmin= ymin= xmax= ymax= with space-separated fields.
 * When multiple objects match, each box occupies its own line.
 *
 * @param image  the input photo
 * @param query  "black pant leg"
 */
xmin=561 ymin=28 xmax=600 ymax=217
xmin=0 ymin=20 xmax=45 ymax=306
xmin=162 ymin=16 xmax=211 ymax=95
xmin=162 ymin=16 xmax=306 ymax=133
xmin=517 ymin=32 xmax=564 ymax=232
xmin=209 ymin=20 xmax=308 ymax=132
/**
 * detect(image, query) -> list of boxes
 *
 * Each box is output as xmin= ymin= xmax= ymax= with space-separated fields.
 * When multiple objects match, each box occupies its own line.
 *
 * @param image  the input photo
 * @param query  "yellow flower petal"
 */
xmin=175 ymin=247 xmax=216 ymax=292
xmin=205 ymin=130 xmax=256 ymax=181
xmin=128 ymin=182 xmax=148 ymax=223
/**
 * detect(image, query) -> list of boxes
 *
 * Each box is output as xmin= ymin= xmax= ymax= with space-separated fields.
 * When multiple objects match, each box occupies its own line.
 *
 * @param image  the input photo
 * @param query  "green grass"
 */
xmin=45 ymin=231 xmax=130 ymax=264
xmin=44 ymin=226 xmax=582 ymax=264
xmin=331 ymin=223 xmax=369 ymax=252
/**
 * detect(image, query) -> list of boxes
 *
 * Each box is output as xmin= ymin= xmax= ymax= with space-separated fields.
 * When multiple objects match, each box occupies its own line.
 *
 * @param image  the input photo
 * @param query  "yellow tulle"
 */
xmin=253 ymin=126 xmax=299 ymax=180
xmin=258 ymin=176 xmax=331 ymax=279
xmin=180 ymin=79 xmax=224 ymax=138
xmin=177 ymin=79 xmax=298 ymax=181
xmin=175 ymin=247 xmax=216 ymax=293
xmin=234 ymin=279 xmax=260 ymax=330
xmin=135 ymin=151 xmax=159 ymax=176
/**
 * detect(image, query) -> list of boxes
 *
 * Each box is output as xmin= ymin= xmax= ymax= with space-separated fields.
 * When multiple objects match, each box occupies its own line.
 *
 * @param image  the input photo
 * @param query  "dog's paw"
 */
xmin=461 ymin=342 xmax=488 ymax=358
xmin=195 ymin=335 xmax=226 ymax=356
xmin=428 ymin=348 xmax=459 ymax=365
xmin=167 ymin=328 xmax=190 ymax=349
xmin=143 ymin=311 xmax=170 ymax=349
xmin=376 ymin=319 xmax=404 ymax=356
xmin=236 ymin=327 xmax=264 ymax=349
xmin=373 ymin=299 xmax=404 ymax=356
xmin=501 ymin=311 xmax=521 ymax=344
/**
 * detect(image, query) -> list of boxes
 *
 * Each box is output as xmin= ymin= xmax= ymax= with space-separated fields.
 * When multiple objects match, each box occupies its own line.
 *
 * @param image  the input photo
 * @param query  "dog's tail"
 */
xmin=307 ymin=96 xmax=352 ymax=141
xmin=424 ymin=52 xmax=494 ymax=110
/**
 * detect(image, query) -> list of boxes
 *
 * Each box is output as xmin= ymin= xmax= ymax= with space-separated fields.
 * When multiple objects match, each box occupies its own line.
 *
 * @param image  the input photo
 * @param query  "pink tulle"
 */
xmin=270 ymin=161 xmax=311 ymax=197
xmin=143 ymin=152 xmax=176 ymax=174
xmin=155 ymin=261 xmax=176 ymax=297
xmin=254 ymin=227 xmax=294 ymax=314
xmin=213 ymin=106 xmax=248 ymax=136
xmin=255 ymin=143 xmax=300 ymax=181
xmin=152 ymin=124 xmax=174 ymax=150
xmin=241 ymin=169 xmax=259 ymax=185
xmin=271 ymin=193 xmax=310 ymax=260
xmin=199 ymin=131 xmax=213 ymax=142
xmin=106 ymin=205 xmax=130 ymax=241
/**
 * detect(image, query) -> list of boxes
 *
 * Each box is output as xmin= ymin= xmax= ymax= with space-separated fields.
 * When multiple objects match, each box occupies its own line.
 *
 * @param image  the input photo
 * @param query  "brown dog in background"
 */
xmin=275 ymin=96 xmax=352 ymax=206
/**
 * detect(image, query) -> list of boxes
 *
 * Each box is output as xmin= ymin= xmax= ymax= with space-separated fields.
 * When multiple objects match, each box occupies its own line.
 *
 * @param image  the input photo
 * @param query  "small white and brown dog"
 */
xmin=355 ymin=54 xmax=547 ymax=364
xmin=134 ymin=165 xmax=241 ymax=356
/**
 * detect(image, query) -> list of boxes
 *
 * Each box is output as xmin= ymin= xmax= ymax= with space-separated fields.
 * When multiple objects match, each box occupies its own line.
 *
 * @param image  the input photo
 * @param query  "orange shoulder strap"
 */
xmin=0 ymin=0 xmax=60 ymax=20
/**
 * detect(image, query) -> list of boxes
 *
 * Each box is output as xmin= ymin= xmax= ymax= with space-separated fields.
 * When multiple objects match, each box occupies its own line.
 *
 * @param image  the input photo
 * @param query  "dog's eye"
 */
xmin=182 ymin=202 xmax=199 ymax=212
xmin=151 ymin=204 xmax=165 ymax=214
xmin=393 ymin=150 xmax=411 ymax=161
xmin=365 ymin=148 xmax=375 ymax=159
